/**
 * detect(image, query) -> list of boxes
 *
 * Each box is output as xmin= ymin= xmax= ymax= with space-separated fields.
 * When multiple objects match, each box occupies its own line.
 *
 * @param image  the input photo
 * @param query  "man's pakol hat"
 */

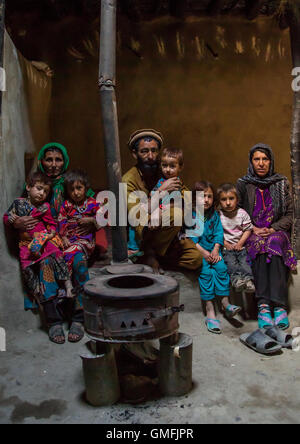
xmin=127 ymin=129 xmax=164 ymax=151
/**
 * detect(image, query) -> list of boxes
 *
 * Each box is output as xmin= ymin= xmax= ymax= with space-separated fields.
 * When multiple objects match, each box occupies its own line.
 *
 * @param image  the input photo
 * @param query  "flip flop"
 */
xmin=205 ymin=318 xmax=221 ymax=334
xmin=224 ymin=304 xmax=242 ymax=319
xmin=262 ymin=325 xmax=293 ymax=349
xmin=240 ymin=329 xmax=282 ymax=355
xmin=274 ymin=308 xmax=289 ymax=331
xmin=68 ymin=322 xmax=85 ymax=343
xmin=48 ymin=324 xmax=65 ymax=345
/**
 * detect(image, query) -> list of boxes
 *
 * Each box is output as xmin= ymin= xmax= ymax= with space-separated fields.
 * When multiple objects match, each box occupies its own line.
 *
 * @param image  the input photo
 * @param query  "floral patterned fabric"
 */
xmin=3 ymin=198 xmax=70 ymax=309
xmin=4 ymin=198 xmax=64 ymax=269
xmin=58 ymin=197 xmax=99 ymax=275
xmin=246 ymin=188 xmax=297 ymax=271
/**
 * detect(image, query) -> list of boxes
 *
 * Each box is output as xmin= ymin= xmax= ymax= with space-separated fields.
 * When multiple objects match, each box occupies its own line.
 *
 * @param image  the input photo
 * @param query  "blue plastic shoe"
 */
xmin=205 ymin=318 xmax=221 ymax=334
xmin=258 ymin=304 xmax=273 ymax=329
xmin=274 ymin=308 xmax=289 ymax=331
xmin=225 ymin=304 xmax=242 ymax=319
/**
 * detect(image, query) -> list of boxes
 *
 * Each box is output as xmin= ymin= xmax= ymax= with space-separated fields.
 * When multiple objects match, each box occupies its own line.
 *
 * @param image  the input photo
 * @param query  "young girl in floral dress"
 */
xmin=58 ymin=170 xmax=100 ymax=342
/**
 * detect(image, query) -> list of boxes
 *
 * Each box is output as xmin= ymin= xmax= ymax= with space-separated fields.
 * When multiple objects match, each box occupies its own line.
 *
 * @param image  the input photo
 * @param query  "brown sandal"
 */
xmin=49 ymin=324 xmax=65 ymax=345
xmin=68 ymin=322 xmax=84 ymax=343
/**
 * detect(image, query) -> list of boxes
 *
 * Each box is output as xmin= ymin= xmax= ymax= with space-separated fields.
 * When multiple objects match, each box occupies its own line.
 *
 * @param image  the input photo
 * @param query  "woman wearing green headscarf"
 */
xmin=37 ymin=142 xmax=70 ymax=219
xmin=14 ymin=143 xmax=95 ymax=343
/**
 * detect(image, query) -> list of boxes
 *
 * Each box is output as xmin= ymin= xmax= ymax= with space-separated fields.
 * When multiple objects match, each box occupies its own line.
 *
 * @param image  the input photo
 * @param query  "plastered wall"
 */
xmin=0 ymin=32 xmax=50 ymax=324
xmin=48 ymin=16 xmax=293 ymax=189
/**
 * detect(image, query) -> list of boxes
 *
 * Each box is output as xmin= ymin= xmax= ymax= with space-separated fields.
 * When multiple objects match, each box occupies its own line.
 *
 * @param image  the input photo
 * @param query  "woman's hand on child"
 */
xmin=13 ymin=216 xmax=38 ymax=232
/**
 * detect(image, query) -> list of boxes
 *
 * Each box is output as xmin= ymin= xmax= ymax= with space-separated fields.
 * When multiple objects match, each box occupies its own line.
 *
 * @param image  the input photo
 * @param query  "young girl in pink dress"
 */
xmin=3 ymin=171 xmax=73 ymax=344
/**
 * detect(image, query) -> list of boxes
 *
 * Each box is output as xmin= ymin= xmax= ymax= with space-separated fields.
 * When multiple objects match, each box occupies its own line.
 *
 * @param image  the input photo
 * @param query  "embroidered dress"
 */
xmin=246 ymin=189 xmax=297 ymax=271
xmin=58 ymin=197 xmax=100 ymax=274
xmin=3 ymin=198 xmax=70 ymax=308
xmin=58 ymin=197 xmax=99 ymax=310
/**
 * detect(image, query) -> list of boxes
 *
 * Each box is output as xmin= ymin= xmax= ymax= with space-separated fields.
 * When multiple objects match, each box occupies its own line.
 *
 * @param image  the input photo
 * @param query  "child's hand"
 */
xmin=224 ymin=241 xmax=235 ymax=251
xmin=233 ymin=242 xmax=244 ymax=251
xmin=48 ymin=230 xmax=56 ymax=240
xmin=210 ymin=247 xmax=222 ymax=264
xmin=77 ymin=217 xmax=96 ymax=236
xmin=158 ymin=177 xmax=181 ymax=193
xmin=62 ymin=237 xmax=71 ymax=249
xmin=203 ymin=250 xmax=213 ymax=262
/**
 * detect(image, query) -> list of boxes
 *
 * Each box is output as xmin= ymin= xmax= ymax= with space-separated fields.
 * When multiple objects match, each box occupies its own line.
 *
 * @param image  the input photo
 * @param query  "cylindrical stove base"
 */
xmin=158 ymin=333 xmax=193 ymax=397
xmin=81 ymin=341 xmax=120 ymax=406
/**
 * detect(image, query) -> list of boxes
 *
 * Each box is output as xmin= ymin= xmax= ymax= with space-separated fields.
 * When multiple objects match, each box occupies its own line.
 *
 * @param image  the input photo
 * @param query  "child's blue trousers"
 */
xmin=199 ymin=258 xmax=230 ymax=301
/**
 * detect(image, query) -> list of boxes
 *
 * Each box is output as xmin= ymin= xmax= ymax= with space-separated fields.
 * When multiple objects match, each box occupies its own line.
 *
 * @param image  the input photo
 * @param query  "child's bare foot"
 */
xmin=206 ymin=300 xmax=217 ymax=319
xmin=221 ymin=297 xmax=230 ymax=311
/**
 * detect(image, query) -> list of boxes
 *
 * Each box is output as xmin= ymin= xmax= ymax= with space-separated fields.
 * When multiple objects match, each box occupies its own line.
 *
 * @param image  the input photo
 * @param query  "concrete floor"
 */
xmin=1 ymin=264 xmax=300 ymax=425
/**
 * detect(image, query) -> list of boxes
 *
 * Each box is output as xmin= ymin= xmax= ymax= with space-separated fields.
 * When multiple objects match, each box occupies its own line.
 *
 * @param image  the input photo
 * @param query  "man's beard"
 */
xmin=137 ymin=158 xmax=159 ymax=188
xmin=137 ymin=158 xmax=159 ymax=177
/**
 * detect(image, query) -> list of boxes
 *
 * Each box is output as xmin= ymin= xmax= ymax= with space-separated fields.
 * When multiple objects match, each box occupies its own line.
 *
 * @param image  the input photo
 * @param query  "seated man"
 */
xmin=122 ymin=129 xmax=202 ymax=273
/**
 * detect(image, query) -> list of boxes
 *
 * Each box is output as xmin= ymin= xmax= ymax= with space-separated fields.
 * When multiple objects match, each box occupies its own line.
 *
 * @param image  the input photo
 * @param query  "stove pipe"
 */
xmin=98 ymin=0 xmax=128 ymax=263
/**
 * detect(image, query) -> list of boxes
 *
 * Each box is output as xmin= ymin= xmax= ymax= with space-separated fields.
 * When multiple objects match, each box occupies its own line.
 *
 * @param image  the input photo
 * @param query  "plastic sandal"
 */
xmin=240 ymin=329 xmax=282 ymax=355
xmin=48 ymin=324 xmax=65 ymax=345
xmin=205 ymin=318 xmax=221 ymax=334
xmin=68 ymin=322 xmax=85 ymax=343
xmin=258 ymin=304 xmax=273 ymax=329
xmin=225 ymin=304 xmax=242 ymax=319
xmin=262 ymin=325 xmax=293 ymax=349
xmin=274 ymin=308 xmax=289 ymax=331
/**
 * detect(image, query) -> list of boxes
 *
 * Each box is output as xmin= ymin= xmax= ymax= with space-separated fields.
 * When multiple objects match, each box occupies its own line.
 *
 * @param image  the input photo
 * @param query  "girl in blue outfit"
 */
xmin=191 ymin=181 xmax=241 ymax=334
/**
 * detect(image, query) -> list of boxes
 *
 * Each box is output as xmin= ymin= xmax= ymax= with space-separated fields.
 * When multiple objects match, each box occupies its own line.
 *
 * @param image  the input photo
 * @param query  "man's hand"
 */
xmin=77 ymin=217 xmax=96 ymax=236
xmin=148 ymin=207 xmax=162 ymax=231
xmin=157 ymin=177 xmax=181 ymax=193
xmin=13 ymin=216 xmax=38 ymax=232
